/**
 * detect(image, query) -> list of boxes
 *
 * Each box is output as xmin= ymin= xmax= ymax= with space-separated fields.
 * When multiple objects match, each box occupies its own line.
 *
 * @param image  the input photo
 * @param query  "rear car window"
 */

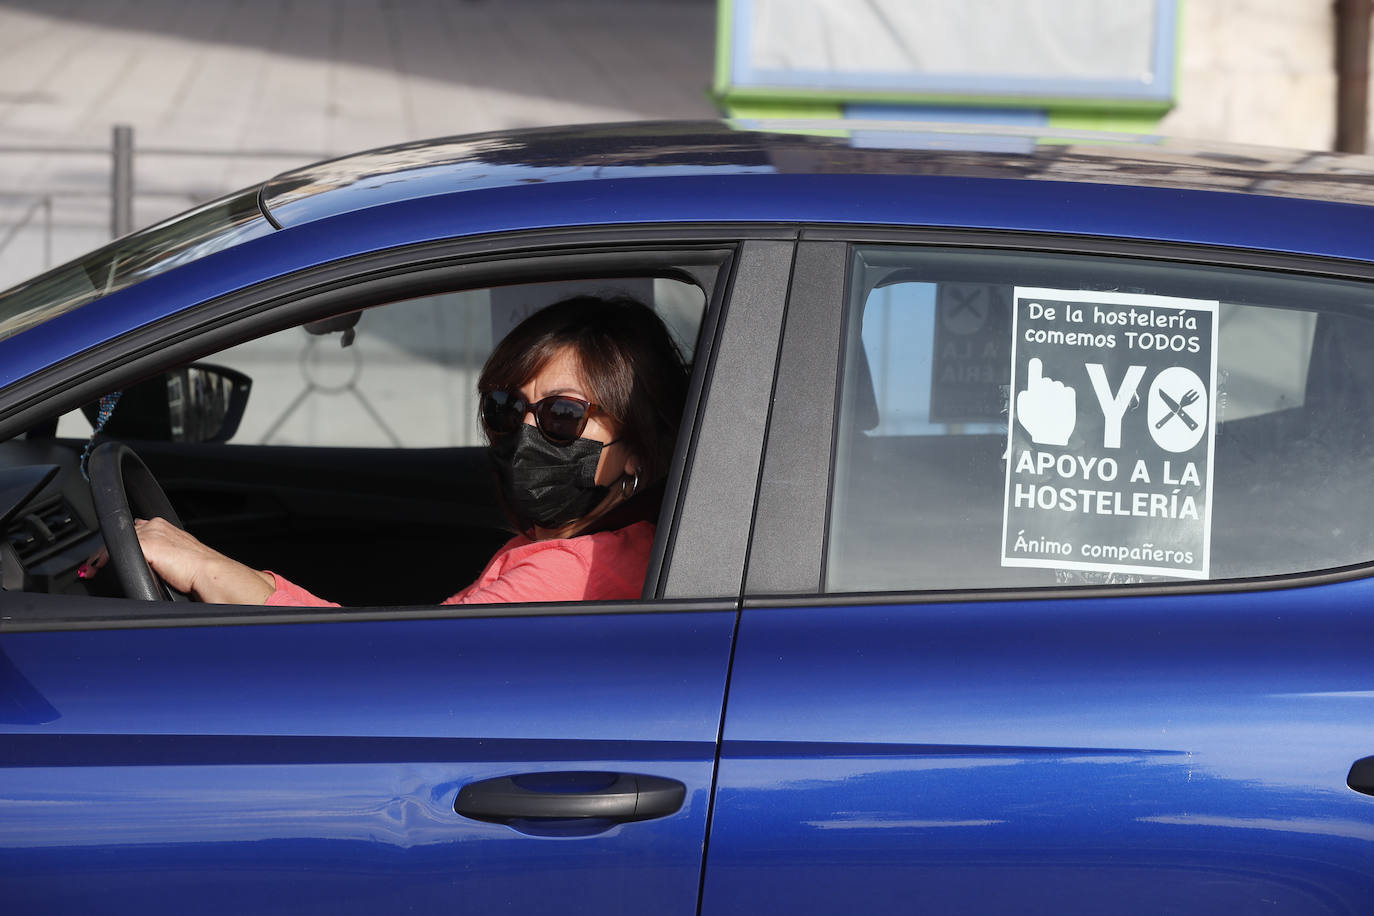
xmin=827 ymin=246 xmax=1374 ymax=591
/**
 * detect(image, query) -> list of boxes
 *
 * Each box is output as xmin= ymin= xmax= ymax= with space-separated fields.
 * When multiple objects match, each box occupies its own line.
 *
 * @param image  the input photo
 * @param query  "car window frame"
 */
xmin=744 ymin=225 xmax=1374 ymax=607
xmin=0 ymin=226 xmax=798 ymax=630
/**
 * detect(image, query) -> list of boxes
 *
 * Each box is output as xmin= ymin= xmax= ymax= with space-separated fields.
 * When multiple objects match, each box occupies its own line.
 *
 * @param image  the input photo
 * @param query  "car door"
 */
xmin=702 ymin=236 xmax=1374 ymax=914
xmin=0 ymin=237 xmax=795 ymax=915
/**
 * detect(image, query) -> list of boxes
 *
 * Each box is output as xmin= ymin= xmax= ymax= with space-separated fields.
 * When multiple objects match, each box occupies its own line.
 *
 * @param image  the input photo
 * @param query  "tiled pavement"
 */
xmin=0 ymin=0 xmax=719 ymax=288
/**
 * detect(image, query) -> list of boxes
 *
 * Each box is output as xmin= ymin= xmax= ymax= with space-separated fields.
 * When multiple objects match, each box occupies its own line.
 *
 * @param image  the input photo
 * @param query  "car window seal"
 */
xmin=0 ymin=594 xmax=743 ymax=633
xmin=742 ymin=558 xmax=1374 ymax=608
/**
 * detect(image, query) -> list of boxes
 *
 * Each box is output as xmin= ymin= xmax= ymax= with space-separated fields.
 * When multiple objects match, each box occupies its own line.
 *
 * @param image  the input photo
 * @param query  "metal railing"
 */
xmin=0 ymin=125 xmax=329 ymax=278
xmin=0 ymin=195 xmax=53 ymax=270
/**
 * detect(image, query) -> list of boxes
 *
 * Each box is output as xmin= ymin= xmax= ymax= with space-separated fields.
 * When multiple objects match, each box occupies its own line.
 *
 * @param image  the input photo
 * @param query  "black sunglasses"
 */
xmin=480 ymin=390 xmax=606 ymax=446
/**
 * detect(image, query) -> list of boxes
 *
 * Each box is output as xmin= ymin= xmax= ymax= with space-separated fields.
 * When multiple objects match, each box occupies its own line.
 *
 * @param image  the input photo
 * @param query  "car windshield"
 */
xmin=0 ymin=187 xmax=273 ymax=343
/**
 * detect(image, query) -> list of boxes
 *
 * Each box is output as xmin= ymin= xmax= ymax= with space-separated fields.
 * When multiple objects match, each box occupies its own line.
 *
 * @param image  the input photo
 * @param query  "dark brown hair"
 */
xmin=478 ymin=294 xmax=690 ymax=482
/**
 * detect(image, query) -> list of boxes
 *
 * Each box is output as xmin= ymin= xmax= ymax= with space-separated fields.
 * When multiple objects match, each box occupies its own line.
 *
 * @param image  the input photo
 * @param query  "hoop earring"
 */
xmin=620 ymin=471 xmax=640 ymax=499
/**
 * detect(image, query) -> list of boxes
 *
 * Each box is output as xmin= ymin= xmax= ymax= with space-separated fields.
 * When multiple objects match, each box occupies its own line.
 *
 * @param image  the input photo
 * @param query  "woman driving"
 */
xmin=100 ymin=294 xmax=689 ymax=605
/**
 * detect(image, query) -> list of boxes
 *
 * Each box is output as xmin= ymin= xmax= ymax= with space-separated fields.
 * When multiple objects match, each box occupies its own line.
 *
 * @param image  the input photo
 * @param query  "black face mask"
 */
xmin=489 ymin=424 xmax=609 ymax=530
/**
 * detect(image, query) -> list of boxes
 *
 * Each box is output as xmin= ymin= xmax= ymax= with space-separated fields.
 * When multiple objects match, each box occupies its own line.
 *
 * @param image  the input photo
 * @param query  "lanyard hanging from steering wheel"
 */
xmin=79 ymin=391 xmax=123 ymax=481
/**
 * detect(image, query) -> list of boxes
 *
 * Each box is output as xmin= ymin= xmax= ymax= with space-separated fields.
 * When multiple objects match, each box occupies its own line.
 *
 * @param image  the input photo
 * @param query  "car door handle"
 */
xmin=1349 ymin=757 xmax=1374 ymax=796
xmin=455 ymin=771 xmax=685 ymax=824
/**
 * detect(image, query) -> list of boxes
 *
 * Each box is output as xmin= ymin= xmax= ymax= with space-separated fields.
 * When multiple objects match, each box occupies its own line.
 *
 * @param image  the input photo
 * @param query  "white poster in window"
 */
xmin=1001 ymin=288 xmax=1219 ymax=579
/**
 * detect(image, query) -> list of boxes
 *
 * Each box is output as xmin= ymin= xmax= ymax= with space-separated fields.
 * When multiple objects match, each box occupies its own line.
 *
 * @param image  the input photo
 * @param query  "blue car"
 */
xmin=1 ymin=121 xmax=1373 ymax=914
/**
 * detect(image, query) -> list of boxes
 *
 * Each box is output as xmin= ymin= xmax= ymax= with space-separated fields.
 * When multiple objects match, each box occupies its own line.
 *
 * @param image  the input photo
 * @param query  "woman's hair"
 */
xmin=478 ymin=293 xmax=690 ymax=481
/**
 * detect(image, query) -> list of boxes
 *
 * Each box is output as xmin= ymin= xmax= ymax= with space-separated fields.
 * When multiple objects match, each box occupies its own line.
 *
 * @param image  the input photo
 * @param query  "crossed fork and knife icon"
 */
xmin=1156 ymin=388 xmax=1200 ymax=431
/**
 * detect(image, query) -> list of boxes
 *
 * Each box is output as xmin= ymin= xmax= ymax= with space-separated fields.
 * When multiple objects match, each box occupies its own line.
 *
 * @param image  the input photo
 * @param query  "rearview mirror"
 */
xmin=81 ymin=364 xmax=252 ymax=444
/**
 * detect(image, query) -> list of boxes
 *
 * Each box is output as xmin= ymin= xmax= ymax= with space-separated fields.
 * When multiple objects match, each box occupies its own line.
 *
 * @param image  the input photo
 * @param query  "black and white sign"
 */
xmin=930 ymin=283 xmax=1011 ymax=423
xmin=1001 ymin=288 xmax=1219 ymax=579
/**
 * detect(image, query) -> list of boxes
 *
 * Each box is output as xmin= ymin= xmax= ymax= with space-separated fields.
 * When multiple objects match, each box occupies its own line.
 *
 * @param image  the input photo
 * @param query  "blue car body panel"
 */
xmin=0 ymin=610 xmax=736 ymax=914
xmin=2 ymin=122 xmax=1374 ymax=913
xmin=254 ymin=121 xmax=1374 ymax=229
xmin=704 ymin=580 xmax=1374 ymax=914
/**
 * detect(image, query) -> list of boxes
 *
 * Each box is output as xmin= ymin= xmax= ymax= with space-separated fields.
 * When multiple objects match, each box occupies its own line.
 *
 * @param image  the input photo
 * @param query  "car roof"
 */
xmin=260 ymin=119 xmax=1374 ymax=228
xmin=6 ymin=120 xmax=1374 ymax=397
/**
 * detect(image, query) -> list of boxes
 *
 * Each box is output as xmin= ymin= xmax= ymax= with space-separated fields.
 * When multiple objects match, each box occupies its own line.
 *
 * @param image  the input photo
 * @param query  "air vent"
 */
xmin=38 ymin=503 xmax=80 ymax=543
xmin=5 ymin=496 xmax=88 ymax=564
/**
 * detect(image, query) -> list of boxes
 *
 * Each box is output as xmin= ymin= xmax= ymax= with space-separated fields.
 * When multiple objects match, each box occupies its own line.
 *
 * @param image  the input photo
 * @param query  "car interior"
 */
xmin=0 ymin=270 xmax=710 ymax=612
xmin=826 ymin=249 xmax=1374 ymax=592
xmin=9 ymin=242 xmax=1372 ymax=612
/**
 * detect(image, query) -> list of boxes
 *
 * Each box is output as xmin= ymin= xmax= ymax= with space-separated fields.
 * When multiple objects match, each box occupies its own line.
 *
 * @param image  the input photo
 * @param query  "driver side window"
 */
xmin=54 ymin=270 xmax=708 ymax=609
xmin=58 ymin=277 xmax=705 ymax=449
xmin=219 ymin=277 xmax=703 ymax=449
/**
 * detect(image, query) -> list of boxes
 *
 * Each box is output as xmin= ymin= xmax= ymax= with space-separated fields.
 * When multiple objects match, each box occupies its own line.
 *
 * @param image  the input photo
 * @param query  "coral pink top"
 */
xmin=265 ymin=521 xmax=655 ymax=607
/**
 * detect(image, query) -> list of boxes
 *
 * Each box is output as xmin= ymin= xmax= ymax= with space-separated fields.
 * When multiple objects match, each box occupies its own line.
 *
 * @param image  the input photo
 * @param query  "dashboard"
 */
xmin=0 ymin=439 xmax=107 ymax=598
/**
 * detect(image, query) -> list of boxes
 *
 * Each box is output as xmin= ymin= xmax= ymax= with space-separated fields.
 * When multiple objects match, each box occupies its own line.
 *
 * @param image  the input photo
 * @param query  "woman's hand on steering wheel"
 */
xmin=85 ymin=518 xmax=276 ymax=604
xmin=87 ymin=441 xmax=276 ymax=604
xmin=133 ymin=517 xmax=276 ymax=604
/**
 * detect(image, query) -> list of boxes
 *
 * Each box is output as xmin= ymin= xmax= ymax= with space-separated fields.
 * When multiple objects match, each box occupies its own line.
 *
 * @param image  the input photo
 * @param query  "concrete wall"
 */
xmin=1161 ymin=0 xmax=1337 ymax=150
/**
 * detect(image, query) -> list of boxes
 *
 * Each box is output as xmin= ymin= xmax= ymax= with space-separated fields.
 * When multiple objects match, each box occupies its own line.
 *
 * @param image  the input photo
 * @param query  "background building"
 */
xmin=0 ymin=0 xmax=1368 ymax=292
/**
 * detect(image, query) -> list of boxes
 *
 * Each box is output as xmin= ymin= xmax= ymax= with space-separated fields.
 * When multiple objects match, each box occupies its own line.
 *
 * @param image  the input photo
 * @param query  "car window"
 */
xmin=56 ymin=276 xmax=705 ymax=448
xmin=22 ymin=265 xmax=713 ymax=612
xmin=827 ymin=245 xmax=1374 ymax=592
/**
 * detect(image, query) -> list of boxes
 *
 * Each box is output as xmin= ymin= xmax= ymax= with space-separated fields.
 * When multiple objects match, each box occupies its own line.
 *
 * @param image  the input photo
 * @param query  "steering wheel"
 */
xmin=88 ymin=441 xmax=190 ymax=602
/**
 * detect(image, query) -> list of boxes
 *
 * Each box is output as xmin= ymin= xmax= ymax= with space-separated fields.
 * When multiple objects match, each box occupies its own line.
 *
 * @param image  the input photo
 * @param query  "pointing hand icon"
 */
xmin=1016 ymin=358 xmax=1077 ymax=446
